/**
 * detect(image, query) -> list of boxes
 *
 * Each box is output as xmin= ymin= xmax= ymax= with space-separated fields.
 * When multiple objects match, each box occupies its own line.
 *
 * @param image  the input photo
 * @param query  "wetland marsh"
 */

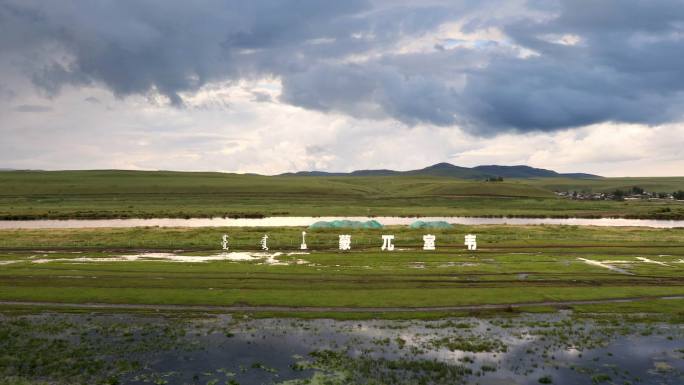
xmin=2 ymin=224 xmax=684 ymax=384
xmin=1 ymin=311 xmax=683 ymax=385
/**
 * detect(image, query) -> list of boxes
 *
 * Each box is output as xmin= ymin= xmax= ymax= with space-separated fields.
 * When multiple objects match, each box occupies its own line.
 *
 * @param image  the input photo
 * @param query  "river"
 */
xmin=0 ymin=216 xmax=683 ymax=229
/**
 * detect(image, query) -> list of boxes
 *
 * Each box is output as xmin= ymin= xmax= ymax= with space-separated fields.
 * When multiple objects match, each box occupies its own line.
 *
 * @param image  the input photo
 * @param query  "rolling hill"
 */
xmin=0 ymin=169 xmax=683 ymax=219
xmin=280 ymin=162 xmax=601 ymax=179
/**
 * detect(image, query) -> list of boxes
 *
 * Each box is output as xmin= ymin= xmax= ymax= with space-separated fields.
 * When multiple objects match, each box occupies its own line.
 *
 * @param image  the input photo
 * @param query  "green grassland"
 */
xmin=1 ymin=225 xmax=683 ymax=317
xmin=1 ymin=170 xmax=684 ymax=219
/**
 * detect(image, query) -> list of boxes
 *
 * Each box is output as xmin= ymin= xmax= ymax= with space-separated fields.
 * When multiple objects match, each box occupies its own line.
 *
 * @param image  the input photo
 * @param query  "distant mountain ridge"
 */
xmin=280 ymin=162 xmax=601 ymax=179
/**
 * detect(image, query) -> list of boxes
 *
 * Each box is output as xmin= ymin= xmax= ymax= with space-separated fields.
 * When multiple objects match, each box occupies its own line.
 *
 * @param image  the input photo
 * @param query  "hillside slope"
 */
xmin=281 ymin=162 xmax=601 ymax=179
xmin=0 ymin=170 xmax=682 ymax=219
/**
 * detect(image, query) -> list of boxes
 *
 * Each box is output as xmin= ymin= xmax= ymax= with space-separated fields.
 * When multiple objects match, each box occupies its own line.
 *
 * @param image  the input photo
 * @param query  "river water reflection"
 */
xmin=1 ymin=216 xmax=684 ymax=229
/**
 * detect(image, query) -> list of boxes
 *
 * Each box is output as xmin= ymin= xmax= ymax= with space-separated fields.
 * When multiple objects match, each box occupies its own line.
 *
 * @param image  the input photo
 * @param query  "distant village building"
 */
xmin=555 ymin=188 xmax=677 ymax=202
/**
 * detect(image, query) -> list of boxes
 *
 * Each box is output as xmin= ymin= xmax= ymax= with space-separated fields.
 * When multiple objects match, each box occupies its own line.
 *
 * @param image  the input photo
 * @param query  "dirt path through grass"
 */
xmin=2 ymin=295 xmax=683 ymax=313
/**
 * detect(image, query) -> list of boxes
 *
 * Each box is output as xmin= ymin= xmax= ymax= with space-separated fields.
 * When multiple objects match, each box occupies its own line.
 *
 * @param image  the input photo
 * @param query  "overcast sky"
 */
xmin=1 ymin=0 xmax=683 ymax=176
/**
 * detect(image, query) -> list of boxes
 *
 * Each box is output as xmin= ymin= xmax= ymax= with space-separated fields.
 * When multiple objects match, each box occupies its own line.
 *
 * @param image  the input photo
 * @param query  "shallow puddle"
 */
xmin=24 ymin=251 xmax=310 ymax=265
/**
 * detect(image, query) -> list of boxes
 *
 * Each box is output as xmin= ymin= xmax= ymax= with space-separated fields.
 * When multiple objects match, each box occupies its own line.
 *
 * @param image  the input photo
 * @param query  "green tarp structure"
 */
xmin=408 ymin=220 xmax=454 ymax=229
xmin=309 ymin=220 xmax=384 ymax=229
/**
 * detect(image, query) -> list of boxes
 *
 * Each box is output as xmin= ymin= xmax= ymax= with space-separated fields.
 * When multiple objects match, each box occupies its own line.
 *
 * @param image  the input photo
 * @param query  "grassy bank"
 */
xmin=0 ymin=224 xmax=682 ymax=249
xmin=1 ymin=225 xmax=683 ymax=315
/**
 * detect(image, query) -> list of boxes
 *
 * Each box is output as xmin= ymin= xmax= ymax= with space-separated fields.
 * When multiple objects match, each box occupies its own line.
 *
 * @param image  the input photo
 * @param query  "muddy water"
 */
xmin=2 ymin=312 xmax=683 ymax=385
xmin=2 ymin=216 xmax=684 ymax=229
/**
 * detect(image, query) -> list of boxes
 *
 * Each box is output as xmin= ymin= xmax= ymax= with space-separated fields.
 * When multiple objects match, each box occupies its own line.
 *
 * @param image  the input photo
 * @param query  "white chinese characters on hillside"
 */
xmin=300 ymin=231 xmax=307 ymax=250
xmin=381 ymin=235 xmax=395 ymax=251
xmin=423 ymin=234 xmax=436 ymax=250
xmin=221 ymin=234 xmax=229 ymax=250
xmin=339 ymin=235 xmax=351 ymax=250
xmin=465 ymin=234 xmax=477 ymax=250
xmin=260 ymin=234 xmax=269 ymax=251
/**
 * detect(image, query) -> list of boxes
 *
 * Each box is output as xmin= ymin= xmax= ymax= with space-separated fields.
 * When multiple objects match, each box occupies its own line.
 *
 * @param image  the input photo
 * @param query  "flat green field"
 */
xmin=1 ymin=225 xmax=683 ymax=317
xmin=1 ymin=170 xmax=684 ymax=219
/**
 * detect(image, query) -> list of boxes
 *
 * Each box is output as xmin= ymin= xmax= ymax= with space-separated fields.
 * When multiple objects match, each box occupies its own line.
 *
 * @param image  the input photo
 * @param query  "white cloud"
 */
xmin=450 ymin=122 xmax=684 ymax=176
xmin=1 ymin=78 xmax=683 ymax=176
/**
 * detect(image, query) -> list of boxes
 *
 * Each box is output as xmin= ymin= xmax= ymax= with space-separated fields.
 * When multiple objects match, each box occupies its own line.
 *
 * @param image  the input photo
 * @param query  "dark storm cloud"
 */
xmin=0 ymin=0 xmax=375 ymax=103
xmin=2 ymin=0 xmax=684 ymax=133
xmin=459 ymin=0 xmax=684 ymax=132
xmin=13 ymin=104 xmax=52 ymax=112
xmin=280 ymin=61 xmax=463 ymax=126
xmin=459 ymin=54 xmax=676 ymax=133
